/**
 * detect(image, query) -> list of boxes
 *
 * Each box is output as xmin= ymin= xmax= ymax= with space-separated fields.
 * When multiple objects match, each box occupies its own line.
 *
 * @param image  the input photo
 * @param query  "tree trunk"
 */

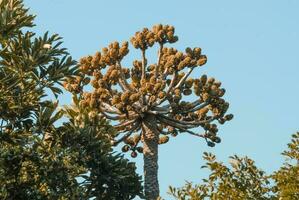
xmin=142 ymin=114 xmax=159 ymax=200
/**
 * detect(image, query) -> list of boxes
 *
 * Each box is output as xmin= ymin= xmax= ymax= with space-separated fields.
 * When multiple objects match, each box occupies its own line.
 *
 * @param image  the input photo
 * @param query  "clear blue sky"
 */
xmin=24 ymin=0 xmax=299 ymax=199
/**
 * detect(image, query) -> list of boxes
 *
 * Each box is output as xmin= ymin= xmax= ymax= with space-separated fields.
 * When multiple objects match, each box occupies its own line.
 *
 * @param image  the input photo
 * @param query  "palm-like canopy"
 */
xmin=65 ymin=24 xmax=233 ymax=200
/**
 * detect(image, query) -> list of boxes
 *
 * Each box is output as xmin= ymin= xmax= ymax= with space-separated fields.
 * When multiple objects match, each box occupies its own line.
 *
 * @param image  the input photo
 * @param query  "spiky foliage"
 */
xmin=272 ymin=132 xmax=299 ymax=200
xmin=169 ymin=153 xmax=275 ymax=200
xmin=0 ymin=0 xmax=142 ymax=199
xmin=66 ymin=24 xmax=233 ymax=199
xmin=67 ymin=25 xmax=232 ymax=150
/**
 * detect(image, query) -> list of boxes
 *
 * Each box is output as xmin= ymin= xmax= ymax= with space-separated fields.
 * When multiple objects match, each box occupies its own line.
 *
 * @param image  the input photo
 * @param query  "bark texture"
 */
xmin=142 ymin=114 xmax=159 ymax=200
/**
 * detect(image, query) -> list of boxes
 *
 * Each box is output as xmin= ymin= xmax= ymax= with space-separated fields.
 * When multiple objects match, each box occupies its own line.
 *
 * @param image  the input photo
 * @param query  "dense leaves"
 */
xmin=0 ymin=0 xmax=142 ymax=199
xmin=272 ymin=132 xmax=299 ymax=199
xmin=169 ymin=153 xmax=274 ymax=200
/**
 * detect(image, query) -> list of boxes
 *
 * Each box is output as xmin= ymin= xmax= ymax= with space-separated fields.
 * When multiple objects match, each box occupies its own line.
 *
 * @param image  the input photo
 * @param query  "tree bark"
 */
xmin=142 ymin=114 xmax=159 ymax=200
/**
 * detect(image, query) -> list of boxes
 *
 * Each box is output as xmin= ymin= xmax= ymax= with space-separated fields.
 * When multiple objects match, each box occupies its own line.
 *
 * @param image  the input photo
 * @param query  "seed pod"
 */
xmin=218 ymin=118 xmax=225 ymax=124
xmin=197 ymin=55 xmax=207 ymax=66
xmin=131 ymin=151 xmax=137 ymax=158
xmin=218 ymin=88 xmax=226 ymax=97
xmin=158 ymin=91 xmax=166 ymax=99
xmin=122 ymin=145 xmax=130 ymax=152
xmin=185 ymin=47 xmax=193 ymax=56
xmin=224 ymin=114 xmax=234 ymax=121
xmin=121 ymin=92 xmax=130 ymax=103
xmin=171 ymin=130 xmax=178 ymax=137
xmin=112 ymin=95 xmax=121 ymax=105
xmin=129 ymin=93 xmax=140 ymax=102
xmin=173 ymin=95 xmax=181 ymax=103
xmin=83 ymin=77 xmax=91 ymax=85
xmin=185 ymin=78 xmax=194 ymax=88
xmin=200 ymin=75 xmax=207 ymax=85
xmin=124 ymin=137 xmax=135 ymax=146
xmin=208 ymin=77 xmax=215 ymax=84
xmin=136 ymin=146 xmax=143 ymax=153
xmin=207 ymin=141 xmax=215 ymax=147
xmin=115 ymin=103 xmax=124 ymax=110
xmin=158 ymin=136 xmax=169 ymax=144
xmin=91 ymin=79 xmax=99 ymax=88
xmin=183 ymin=89 xmax=192 ymax=96
xmin=193 ymin=47 xmax=201 ymax=56
xmin=213 ymin=136 xmax=221 ymax=143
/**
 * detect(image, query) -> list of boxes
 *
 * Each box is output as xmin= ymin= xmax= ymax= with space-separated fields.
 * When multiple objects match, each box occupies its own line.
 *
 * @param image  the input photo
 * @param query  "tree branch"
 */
xmin=114 ymin=119 xmax=138 ymax=130
xmin=157 ymin=115 xmax=194 ymax=129
xmin=177 ymin=127 xmax=206 ymax=138
xmin=155 ymin=44 xmax=163 ymax=79
xmin=141 ymin=49 xmax=146 ymax=80
xmin=154 ymin=71 xmax=177 ymax=106
xmin=101 ymin=112 xmax=123 ymax=120
xmin=100 ymin=102 xmax=122 ymax=114
xmin=112 ymin=122 xmax=141 ymax=145
xmin=174 ymin=66 xmax=195 ymax=89
xmin=117 ymin=61 xmax=134 ymax=91
xmin=158 ymin=114 xmax=217 ymax=127
xmin=178 ymin=101 xmax=209 ymax=114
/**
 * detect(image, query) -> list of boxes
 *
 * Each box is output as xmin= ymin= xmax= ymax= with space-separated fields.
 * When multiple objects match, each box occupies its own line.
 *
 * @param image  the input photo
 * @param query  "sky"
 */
xmin=24 ymin=0 xmax=299 ymax=199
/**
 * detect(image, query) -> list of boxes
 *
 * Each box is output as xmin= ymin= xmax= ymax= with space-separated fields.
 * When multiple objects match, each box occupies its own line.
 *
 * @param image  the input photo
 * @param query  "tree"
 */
xmin=62 ymin=96 xmax=143 ymax=200
xmin=169 ymin=132 xmax=299 ymax=200
xmin=272 ymin=132 xmax=299 ymax=199
xmin=0 ymin=0 xmax=142 ymax=199
xmin=66 ymin=24 xmax=233 ymax=199
xmin=169 ymin=153 xmax=275 ymax=200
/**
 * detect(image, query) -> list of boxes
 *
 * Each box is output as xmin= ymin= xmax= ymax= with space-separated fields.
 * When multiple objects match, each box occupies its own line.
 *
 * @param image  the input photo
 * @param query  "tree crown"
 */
xmin=65 ymin=24 xmax=233 ymax=157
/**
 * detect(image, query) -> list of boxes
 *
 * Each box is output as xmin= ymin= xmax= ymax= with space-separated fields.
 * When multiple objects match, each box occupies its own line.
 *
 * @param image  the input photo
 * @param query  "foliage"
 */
xmin=272 ymin=132 xmax=299 ymax=200
xmin=169 ymin=153 xmax=275 ymax=200
xmin=63 ymin=97 xmax=143 ymax=200
xmin=0 ymin=0 xmax=143 ymax=199
xmin=169 ymin=133 xmax=299 ymax=200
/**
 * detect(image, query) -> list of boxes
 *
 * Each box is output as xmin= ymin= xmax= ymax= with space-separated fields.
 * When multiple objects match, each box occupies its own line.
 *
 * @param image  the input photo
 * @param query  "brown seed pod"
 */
xmin=122 ymin=145 xmax=130 ymax=152
xmin=185 ymin=47 xmax=193 ymax=56
xmin=129 ymin=93 xmax=140 ymax=102
xmin=131 ymin=151 xmax=137 ymax=158
xmin=185 ymin=78 xmax=194 ymax=88
xmin=112 ymin=95 xmax=121 ymax=105
xmin=82 ymin=77 xmax=91 ymax=85
xmin=91 ymin=79 xmax=99 ymax=88
xmin=158 ymin=91 xmax=166 ymax=99
xmin=136 ymin=146 xmax=143 ymax=153
xmin=200 ymin=75 xmax=207 ymax=85
xmin=218 ymin=118 xmax=225 ymax=124
xmin=193 ymin=47 xmax=202 ymax=56
xmin=124 ymin=137 xmax=135 ymax=146
xmin=158 ymin=136 xmax=169 ymax=144
xmin=171 ymin=131 xmax=178 ymax=137
xmin=115 ymin=103 xmax=124 ymax=110
xmin=121 ymin=92 xmax=130 ymax=103
xmin=183 ymin=89 xmax=192 ymax=96
xmin=224 ymin=114 xmax=234 ymax=121
xmin=197 ymin=55 xmax=207 ymax=66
